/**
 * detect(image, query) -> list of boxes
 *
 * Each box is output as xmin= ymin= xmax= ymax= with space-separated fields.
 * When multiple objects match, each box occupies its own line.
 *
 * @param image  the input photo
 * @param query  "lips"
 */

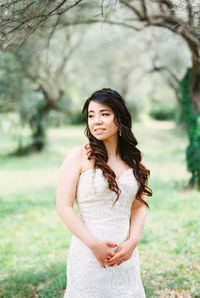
xmin=94 ymin=128 xmax=105 ymax=132
xmin=94 ymin=128 xmax=105 ymax=134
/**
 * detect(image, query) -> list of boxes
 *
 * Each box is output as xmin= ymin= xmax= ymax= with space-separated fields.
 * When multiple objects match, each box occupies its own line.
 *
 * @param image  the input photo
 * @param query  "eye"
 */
xmin=102 ymin=113 xmax=110 ymax=116
xmin=88 ymin=115 xmax=94 ymax=118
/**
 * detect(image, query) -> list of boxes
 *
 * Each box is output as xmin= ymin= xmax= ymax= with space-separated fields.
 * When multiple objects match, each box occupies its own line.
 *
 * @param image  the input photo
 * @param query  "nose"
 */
xmin=94 ymin=115 xmax=103 ymax=124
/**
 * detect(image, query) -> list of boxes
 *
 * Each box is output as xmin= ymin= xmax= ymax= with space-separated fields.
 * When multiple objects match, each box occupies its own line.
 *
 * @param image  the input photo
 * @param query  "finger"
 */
xmin=115 ymin=246 xmax=122 ymax=253
xmin=109 ymin=257 xmax=125 ymax=266
xmin=104 ymin=259 xmax=110 ymax=265
xmin=111 ymin=246 xmax=121 ymax=255
xmin=106 ymin=241 xmax=118 ymax=248
xmin=117 ymin=260 xmax=123 ymax=266
xmin=98 ymin=259 xmax=106 ymax=269
xmin=108 ymin=251 xmax=116 ymax=257
xmin=106 ymin=256 xmax=112 ymax=261
xmin=108 ymin=253 xmax=124 ymax=264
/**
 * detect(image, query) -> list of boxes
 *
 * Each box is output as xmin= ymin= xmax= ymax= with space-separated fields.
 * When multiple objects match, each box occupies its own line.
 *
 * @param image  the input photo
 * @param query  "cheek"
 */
xmin=110 ymin=119 xmax=118 ymax=131
xmin=87 ymin=120 xmax=93 ymax=130
xmin=105 ymin=121 xmax=118 ymax=134
xmin=112 ymin=124 xmax=118 ymax=133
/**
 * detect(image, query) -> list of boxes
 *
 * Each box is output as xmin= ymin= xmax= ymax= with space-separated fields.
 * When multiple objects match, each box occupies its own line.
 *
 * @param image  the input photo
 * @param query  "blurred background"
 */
xmin=0 ymin=1 xmax=200 ymax=297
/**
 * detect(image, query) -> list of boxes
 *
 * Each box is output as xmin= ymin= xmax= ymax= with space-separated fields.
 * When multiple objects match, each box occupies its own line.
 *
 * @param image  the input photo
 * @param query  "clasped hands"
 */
xmin=90 ymin=238 xmax=137 ymax=269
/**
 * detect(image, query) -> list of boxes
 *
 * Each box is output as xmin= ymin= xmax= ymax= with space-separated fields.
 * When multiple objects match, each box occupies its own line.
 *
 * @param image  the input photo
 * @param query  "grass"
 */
xmin=0 ymin=119 xmax=200 ymax=297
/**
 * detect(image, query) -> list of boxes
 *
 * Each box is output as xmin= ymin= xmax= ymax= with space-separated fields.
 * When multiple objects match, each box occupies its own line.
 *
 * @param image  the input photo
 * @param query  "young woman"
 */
xmin=56 ymin=88 xmax=152 ymax=298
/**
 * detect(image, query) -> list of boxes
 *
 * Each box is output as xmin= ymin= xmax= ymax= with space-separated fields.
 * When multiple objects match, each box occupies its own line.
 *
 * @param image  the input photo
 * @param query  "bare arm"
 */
xmin=56 ymin=146 xmax=117 ymax=268
xmin=128 ymin=156 xmax=147 ymax=246
xmin=128 ymin=195 xmax=147 ymax=246
xmin=56 ymin=146 xmax=98 ymax=249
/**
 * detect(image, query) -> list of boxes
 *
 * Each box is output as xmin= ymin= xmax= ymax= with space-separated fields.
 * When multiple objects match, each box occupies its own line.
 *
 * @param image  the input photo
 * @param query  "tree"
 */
xmin=111 ymin=0 xmax=200 ymax=189
xmin=0 ymin=27 xmax=83 ymax=153
xmin=1 ymin=0 xmax=199 ymax=188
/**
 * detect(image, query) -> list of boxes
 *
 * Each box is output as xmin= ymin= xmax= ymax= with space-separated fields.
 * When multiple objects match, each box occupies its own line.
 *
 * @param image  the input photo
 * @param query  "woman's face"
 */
xmin=87 ymin=101 xmax=119 ymax=141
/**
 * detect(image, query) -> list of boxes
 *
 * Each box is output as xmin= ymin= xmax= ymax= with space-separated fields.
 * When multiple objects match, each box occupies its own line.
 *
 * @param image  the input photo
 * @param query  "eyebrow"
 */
xmin=88 ymin=109 xmax=111 ymax=113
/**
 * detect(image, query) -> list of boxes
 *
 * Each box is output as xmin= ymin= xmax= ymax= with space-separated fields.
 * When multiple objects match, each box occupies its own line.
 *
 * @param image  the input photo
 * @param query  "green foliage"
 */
xmin=68 ymin=110 xmax=83 ymax=125
xmin=0 ymin=52 xmax=24 ymax=112
xmin=179 ymin=68 xmax=200 ymax=189
xmin=148 ymin=87 xmax=177 ymax=121
xmin=149 ymin=105 xmax=176 ymax=120
xmin=47 ymin=110 xmax=84 ymax=126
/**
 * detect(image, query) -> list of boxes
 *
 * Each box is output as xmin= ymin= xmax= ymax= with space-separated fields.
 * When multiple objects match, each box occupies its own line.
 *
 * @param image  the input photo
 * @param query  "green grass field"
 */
xmin=0 ymin=119 xmax=199 ymax=297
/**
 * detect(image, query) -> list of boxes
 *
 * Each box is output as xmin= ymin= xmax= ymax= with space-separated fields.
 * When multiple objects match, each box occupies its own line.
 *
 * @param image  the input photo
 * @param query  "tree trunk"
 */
xmin=29 ymin=99 xmax=50 ymax=152
xmin=30 ymin=111 xmax=46 ymax=152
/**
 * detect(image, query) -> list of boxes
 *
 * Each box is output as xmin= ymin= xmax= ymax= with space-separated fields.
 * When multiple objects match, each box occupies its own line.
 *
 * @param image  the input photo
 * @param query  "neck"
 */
xmin=103 ymin=134 xmax=120 ymax=160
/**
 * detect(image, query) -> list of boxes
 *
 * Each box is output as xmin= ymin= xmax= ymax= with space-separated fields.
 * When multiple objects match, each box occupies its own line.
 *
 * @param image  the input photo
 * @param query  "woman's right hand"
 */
xmin=90 ymin=239 xmax=118 ymax=268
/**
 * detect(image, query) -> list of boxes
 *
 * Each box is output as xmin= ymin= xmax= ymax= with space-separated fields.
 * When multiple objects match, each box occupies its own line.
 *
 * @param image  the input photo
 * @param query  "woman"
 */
xmin=56 ymin=88 xmax=152 ymax=298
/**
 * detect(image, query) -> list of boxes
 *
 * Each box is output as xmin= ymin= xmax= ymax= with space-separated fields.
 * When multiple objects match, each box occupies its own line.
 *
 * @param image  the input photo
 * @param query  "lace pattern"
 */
xmin=64 ymin=168 xmax=146 ymax=298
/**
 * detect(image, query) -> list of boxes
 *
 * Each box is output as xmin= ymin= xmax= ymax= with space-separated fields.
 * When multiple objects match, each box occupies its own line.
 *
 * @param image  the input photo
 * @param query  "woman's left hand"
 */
xmin=107 ymin=238 xmax=137 ymax=266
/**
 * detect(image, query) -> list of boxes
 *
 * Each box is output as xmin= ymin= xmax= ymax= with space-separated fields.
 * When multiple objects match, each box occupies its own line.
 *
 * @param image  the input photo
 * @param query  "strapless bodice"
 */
xmin=75 ymin=168 xmax=140 ymax=243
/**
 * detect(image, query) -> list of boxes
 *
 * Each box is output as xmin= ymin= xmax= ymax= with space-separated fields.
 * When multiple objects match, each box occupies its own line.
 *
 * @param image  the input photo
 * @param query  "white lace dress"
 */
xmin=64 ymin=168 xmax=146 ymax=298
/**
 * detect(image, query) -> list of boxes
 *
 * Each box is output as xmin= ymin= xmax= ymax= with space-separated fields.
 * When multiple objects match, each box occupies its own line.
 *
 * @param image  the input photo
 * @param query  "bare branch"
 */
xmin=154 ymin=0 xmax=174 ymax=11
xmin=144 ymin=13 xmax=199 ymax=56
xmin=186 ymin=1 xmax=193 ymax=27
xmin=55 ymin=32 xmax=84 ymax=80
xmin=0 ymin=0 xmax=84 ymax=49
xmin=59 ymin=19 xmax=143 ymax=31
xmin=47 ymin=0 xmax=68 ymax=16
xmin=101 ymin=0 xmax=105 ymax=17
xmin=46 ymin=14 xmax=62 ymax=49
xmin=141 ymin=0 xmax=148 ymax=19
xmin=120 ymin=0 xmax=145 ymax=20
xmin=148 ymin=64 xmax=181 ymax=104
xmin=50 ymin=0 xmax=83 ymax=16
xmin=149 ymin=65 xmax=180 ymax=83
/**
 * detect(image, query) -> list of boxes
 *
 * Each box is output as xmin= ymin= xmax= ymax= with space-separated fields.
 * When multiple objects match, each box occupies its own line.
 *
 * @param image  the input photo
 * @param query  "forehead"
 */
xmin=88 ymin=101 xmax=112 ymax=113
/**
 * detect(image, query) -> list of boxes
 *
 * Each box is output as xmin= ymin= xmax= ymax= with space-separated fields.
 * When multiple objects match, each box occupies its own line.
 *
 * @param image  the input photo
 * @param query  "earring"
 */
xmin=119 ymin=127 xmax=122 ymax=137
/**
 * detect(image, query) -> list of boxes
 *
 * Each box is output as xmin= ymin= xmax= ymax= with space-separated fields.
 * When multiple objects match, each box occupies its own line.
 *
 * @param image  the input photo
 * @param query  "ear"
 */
xmin=114 ymin=117 xmax=121 ymax=127
xmin=141 ymin=156 xmax=145 ymax=167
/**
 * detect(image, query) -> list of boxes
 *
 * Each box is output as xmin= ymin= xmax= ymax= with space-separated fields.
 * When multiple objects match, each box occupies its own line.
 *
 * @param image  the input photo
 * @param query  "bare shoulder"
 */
xmin=59 ymin=144 xmax=92 ymax=174
xmin=56 ymin=145 xmax=87 ymax=208
xmin=69 ymin=143 xmax=90 ymax=161
xmin=58 ymin=145 xmax=83 ymax=175
xmin=67 ymin=144 xmax=84 ymax=159
xmin=64 ymin=145 xmax=83 ymax=162
xmin=79 ymin=143 xmax=95 ymax=172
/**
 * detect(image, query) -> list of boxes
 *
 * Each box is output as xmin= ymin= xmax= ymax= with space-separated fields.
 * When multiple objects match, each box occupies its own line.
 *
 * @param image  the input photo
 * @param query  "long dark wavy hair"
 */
xmin=81 ymin=88 xmax=152 ymax=208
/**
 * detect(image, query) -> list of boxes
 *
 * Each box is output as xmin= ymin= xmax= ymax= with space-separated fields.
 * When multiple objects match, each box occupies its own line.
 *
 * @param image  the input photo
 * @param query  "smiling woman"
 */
xmin=88 ymin=103 xmax=118 ymax=140
xmin=56 ymin=88 xmax=152 ymax=298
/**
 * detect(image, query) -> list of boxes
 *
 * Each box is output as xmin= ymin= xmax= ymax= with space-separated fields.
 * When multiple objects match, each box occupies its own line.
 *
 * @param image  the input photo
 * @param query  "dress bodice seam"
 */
xmin=78 ymin=167 xmax=133 ymax=183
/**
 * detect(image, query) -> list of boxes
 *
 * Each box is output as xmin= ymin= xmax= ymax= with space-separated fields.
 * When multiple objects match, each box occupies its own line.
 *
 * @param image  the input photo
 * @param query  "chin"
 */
xmin=92 ymin=134 xmax=107 ymax=141
xmin=95 ymin=136 xmax=106 ymax=141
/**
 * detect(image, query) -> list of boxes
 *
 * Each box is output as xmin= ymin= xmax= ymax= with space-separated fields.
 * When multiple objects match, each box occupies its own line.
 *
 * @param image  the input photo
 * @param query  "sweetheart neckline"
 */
xmin=79 ymin=167 xmax=133 ymax=182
